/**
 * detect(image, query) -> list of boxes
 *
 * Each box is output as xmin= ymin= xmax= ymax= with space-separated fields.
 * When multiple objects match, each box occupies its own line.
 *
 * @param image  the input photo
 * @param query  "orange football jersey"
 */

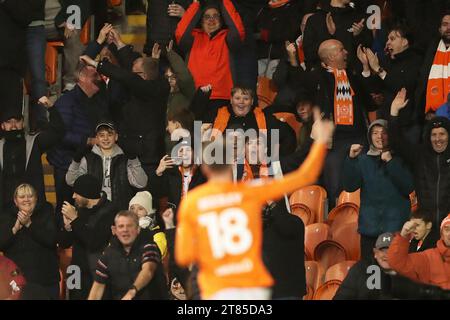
xmin=175 ymin=142 xmax=327 ymax=298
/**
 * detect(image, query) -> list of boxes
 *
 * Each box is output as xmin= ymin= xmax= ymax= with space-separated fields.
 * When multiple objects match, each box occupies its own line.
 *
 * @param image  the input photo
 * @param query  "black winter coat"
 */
xmin=0 ymin=202 xmax=59 ymax=286
xmin=291 ymin=65 xmax=373 ymax=141
xmin=362 ymin=48 xmax=423 ymax=126
xmin=58 ymin=194 xmax=117 ymax=276
xmin=97 ymin=58 xmax=170 ymax=166
xmin=255 ymin=1 xmax=304 ymax=60
xmin=389 ymin=115 xmax=450 ymax=228
xmin=302 ymin=3 xmax=372 ymax=70
xmin=262 ymin=200 xmax=306 ymax=299
xmin=205 ymin=105 xmax=298 ymax=157
xmin=0 ymin=107 xmax=65 ymax=209
xmin=333 ymin=258 xmax=435 ymax=300
xmin=85 ymin=153 xmax=135 ymax=211
xmin=144 ymin=0 xmax=192 ymax=53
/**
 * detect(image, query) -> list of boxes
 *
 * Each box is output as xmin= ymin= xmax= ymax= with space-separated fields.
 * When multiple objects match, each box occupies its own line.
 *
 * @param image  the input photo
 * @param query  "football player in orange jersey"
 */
xmin=175 ymin=110 xmax=334 ymax=299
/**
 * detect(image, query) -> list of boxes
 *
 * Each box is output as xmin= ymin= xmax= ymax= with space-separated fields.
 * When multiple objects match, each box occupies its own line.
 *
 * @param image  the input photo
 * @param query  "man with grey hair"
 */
xmin=88 ymin=210 xmax=168 ymax=300
xmin=48 ymin=63 xmax=110 ymax=231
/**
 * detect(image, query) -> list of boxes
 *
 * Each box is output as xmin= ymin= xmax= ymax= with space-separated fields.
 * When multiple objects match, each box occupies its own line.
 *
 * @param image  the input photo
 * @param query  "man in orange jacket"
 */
xmin=388 ymin=213 xmax=450 ymax=290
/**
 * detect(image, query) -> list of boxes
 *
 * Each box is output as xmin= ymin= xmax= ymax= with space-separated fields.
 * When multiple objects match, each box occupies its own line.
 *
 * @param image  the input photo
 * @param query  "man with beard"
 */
xmin=415 ymin=13 xmax=450 ymax=120
xmin=0 ymin=96 xmax=64 ymax=210
xmin=58 ymin=174 xmax=117 ymax=300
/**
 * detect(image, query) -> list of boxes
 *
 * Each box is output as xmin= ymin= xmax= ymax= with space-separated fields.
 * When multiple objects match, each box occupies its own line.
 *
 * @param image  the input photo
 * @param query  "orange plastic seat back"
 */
xmin=45 ymin=41 xmax=63 ymax=85
xmin=291 ymin=203 xmax=314 ymax=226
xmin=327 ymin=203 xmax=359 ymax=234
xmin=303 ymin=285 xmax=314 ymax=300
xmin=273 ymin=112 xmax=302 ymax=139
xmin=80 ymin=18 xmax=91 ymax=45
xmin=58 ymin=246 xmax=73 ymax=299
xmin=304 ymin=223 xmax=330 ymax=260
xmin=313 ymin=280 xmax=341 ymax=300
xmin=337 ymin=189 xmax=360 ymax=207
xmin=305 ymin=261 xmax=323 ymax=292
xmin=314 ymin=240 xmax=347 ymax=272
xmin=324 ymin=260 xmax=357 ymax=283
xmin=331 ymin=222 xmax=361 ymax=261
xmin=290 ymin=185 xmax=327 ymax=223
xmin=257 ymin=76 xmax=278 ymax=109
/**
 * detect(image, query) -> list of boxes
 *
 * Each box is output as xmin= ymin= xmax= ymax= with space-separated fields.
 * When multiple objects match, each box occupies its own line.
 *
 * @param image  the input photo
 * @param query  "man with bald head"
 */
xmin=292 ymin=39 xmax=373 ymax=208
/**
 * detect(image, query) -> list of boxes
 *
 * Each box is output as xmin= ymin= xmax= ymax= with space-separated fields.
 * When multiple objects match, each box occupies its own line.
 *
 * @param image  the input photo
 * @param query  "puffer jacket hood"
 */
xmin=367 ymin=119 xmax=388 ymax=156
xmin=91 ymin=144 xmax=124 ymax=158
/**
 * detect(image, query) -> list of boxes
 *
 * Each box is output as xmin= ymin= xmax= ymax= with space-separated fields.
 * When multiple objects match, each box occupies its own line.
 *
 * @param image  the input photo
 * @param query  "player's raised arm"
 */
xmin=252 ymin=109 xmax=334 ymax=202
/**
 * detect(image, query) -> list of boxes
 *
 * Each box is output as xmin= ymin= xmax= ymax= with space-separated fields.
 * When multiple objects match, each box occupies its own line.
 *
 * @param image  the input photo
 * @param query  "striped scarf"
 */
xmin=328 ymin=67 xmax=355 ymax=125
xmin=426 ymin=40 xmax=450 ymax=113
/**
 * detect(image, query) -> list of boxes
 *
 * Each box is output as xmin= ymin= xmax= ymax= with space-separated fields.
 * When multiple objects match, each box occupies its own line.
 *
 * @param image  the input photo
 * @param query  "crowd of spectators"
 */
xmin=0 ymin=0 xmax=449 ymax=300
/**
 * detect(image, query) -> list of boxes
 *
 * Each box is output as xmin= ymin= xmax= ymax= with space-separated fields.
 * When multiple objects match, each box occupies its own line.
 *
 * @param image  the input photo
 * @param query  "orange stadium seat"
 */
xmin=305 ymin=261 xmax=324 ymax=293
xmin=45 ymin=18 xmax=90 ymax=87
xmin=58 ymin=247 xmax=73 ymax=299
xmin=331 ymin=222 xmax=361 ymax=261
xmin=80 ymin=18 xmax=91 ymax=45
xmin=291 ymin=203 xmax=314 ymax=226
xmin=257 ymin=76 xmax=277 ymax=109
xmin=324 ymin=261 xmax=357 ymax=283
xmin=313 ymin=280 xmax=341 ymax=300
xmin=327 ymin=203 xmax=359 ymax=234
xmin=314 ymin=240 xmax=347 ymax=272
xmin=305 ymin=223 xmax=330 ymax=260
xmin=337 ymin=189 xmax=360 ymax=207
xmin=45 ymin=41 xmax=64 ymax=86
xmin=303 ymin=285 xmax=314 ymax=300
xmin=273 ymin=112 xmax=302 ymax=139
xmin=290 ymin=185 xmax=327 ymax=223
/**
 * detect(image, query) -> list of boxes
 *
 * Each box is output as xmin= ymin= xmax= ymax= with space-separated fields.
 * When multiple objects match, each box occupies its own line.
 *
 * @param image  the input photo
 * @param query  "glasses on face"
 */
xmin=203 ymin=14 xmax=220 ymax=21
xmin=165 ymin=74 xmax=177 ymax=81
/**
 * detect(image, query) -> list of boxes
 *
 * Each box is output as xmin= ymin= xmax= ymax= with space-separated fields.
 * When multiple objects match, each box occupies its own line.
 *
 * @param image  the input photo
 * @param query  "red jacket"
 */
xmin=175 ymin=0 xmax=245 ymax=100
xmin=388 ymin=234 xmax=450 ymax=290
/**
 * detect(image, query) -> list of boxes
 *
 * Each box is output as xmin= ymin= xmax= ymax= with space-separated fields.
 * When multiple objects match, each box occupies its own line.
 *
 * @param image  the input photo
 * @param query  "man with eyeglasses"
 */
xmin=390 ymin=88 xmax=450 ymax=232
xmin=175 ymin=0 xmax=246 ymax=112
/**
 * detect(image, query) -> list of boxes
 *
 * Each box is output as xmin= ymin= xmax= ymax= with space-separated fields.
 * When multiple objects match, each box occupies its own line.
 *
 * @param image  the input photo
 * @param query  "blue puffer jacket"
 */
xmin=47 ymin=85 xmax=109 ymax=170
xmin=343 ymin=153 xmax=414 ymax=237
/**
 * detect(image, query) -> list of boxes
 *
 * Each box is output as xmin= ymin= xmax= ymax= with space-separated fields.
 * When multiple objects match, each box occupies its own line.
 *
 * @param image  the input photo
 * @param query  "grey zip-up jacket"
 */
xmin=65 ymin=144 xmax=148 ymax=201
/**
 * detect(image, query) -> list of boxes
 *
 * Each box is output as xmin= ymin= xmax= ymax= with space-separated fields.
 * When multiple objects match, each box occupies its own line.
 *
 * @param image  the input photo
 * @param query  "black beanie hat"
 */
xmin=73 ymin=174 xmax=102 ymax=199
